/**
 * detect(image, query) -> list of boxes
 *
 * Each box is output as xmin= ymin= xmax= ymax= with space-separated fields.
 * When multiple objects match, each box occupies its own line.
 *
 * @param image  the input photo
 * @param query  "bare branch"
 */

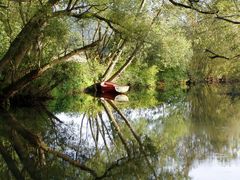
xmin=169 ymin=0 xmax=217 ymax=14
xmin=139 ymin=0 xmax=146 ymax=12
xmin=205 ymin=49 xmax=230 ymax=60
xmin=169 ymin=0 xmax=240 ymax=24
xmin=216 ymin=14 xmax=240 ymax=24
xmin=101 ymin=40 xmax=126 ymax=81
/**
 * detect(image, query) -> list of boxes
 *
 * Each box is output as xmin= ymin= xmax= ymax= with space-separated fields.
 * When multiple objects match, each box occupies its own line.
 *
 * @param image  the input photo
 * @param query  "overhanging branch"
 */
xmin=169 ymin=0 xmax=240 ymax=24
xmin=205 ymin=49 xmax=240 ymax=60
xmin=169 ymin=0 xmax=216 ymax=14
xmin=205 ymin=49 xmax=230 ymax=60
xmin=0 ymin=40 xmax=99 ymax=102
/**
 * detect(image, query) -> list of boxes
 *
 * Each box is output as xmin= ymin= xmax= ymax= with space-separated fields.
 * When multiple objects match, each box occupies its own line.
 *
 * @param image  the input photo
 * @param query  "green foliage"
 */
xmin=0 ymin=22 xmax=9 ymax=58
xmin=118 ymin=62 xmax=158 ymax=87
xmin=142 ymin=19 xmax=192 ymax=84
xmin=41 ymin=18 xmax=70 ymax=63
xmin=186 ymin=10 xmax=240 ymax=81
xmin=158 ymin=67 xmax=188 ymax=83
xmin=157 ymin=23 xmax=192 ymax=69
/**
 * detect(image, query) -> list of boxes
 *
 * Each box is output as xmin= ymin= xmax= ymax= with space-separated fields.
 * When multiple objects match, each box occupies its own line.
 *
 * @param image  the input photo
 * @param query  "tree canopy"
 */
xmin=0 ymin=0 xmax=240 ymax=106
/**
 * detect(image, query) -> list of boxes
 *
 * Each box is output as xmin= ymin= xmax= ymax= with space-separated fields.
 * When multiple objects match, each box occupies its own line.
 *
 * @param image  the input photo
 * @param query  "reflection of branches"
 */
xmin=42 ymin=146 xmax=97 ymax=177
xmin=96 ymin=156 xmax=130 ymax=179
xmin=101 ymin=100 xmax=131 ymax=156
xmin=11 ymin=130 xmax=41 ymax=180
xmin=107 ymin=100 xmax=141 ymax=144
xmin=96 ymin=114 xmax=110 ymax=151
xmin=95 ymin=116 xmax=100 ymax=149
xmin=76 ymin=113 xmax=86 ymax=158
xmin=107 ymin=100 xmax=157 ymax=178
xmin=0 ymin=108 xmax=98 ymax=178
xmin=89 ymin=115 xmax=98 ymax=150
xmin=0 ymin=142 xmax=24 ymax=180
xmin=99 ymin=112 xmax=115 ymax=147
xmin=97 ymin=148 xmax=159 ymax=179
xmin=40 ymin=104 xmax=63 ymax=123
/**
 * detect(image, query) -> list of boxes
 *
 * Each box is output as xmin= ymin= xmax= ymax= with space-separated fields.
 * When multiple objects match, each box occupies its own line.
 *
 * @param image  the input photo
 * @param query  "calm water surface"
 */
xmin=1 ymin=85 xmax=240 ymax=179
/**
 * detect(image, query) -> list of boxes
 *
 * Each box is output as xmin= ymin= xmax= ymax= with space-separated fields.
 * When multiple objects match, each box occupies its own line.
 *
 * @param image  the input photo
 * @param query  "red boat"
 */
xmin=100 ymin=81 xmax=130 ymax=93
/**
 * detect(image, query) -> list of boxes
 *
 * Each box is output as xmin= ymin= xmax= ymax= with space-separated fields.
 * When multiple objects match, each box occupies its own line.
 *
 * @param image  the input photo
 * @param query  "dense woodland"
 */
xmin=1 ymin=1 xmax=240 ymax=179
xmin=0 ymin=0 xmax=240 ymax=105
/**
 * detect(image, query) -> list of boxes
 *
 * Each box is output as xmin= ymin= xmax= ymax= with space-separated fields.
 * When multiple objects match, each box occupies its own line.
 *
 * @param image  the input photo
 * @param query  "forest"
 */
xmin=0 ymin=0 xmax=239 ymax=107
xmin=1 ymin=0 xmax=240 ymax=179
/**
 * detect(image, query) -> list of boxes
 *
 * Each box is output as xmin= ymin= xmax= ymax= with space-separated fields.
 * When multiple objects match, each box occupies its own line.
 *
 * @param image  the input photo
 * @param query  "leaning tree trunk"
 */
xmin=0 ymin=0 xmax=59 ymax=72
xmin=107 ymin=45 xmax=140 ymax=82
xmin=0 ymin=40 xmax=99 ymax=104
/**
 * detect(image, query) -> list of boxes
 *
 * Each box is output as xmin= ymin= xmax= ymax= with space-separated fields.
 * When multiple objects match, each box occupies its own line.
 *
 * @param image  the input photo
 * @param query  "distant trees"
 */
xmin=169 ymin=0 xmax=240 ymax=82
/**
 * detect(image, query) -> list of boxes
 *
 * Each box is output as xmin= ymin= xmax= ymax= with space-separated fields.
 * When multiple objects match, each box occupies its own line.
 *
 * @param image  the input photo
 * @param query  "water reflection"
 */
xmin=0 ymin=85 xmax=240 ymax=179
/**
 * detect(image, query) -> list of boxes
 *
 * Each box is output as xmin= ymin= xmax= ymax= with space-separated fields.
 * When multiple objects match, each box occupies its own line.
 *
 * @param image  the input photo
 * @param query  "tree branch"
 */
xmin=0 ymin=0 xmax=61 ymax=72
xmin=107 ymin=44 xmax=140 ymax=82
xmin=205 ymin=49 xmax=230 ymax=60
xmin=169 ymin=0 xmax=240 ymax=24
xmin=0 ymin=40 xmax=99 ymax=103
xmin=216 ymin=14 xmax=240 ymax=24
xmin=68 ymin=11 xmax=123 ymax=34
xmin=169 ymin=0 xmax=217 ymax=14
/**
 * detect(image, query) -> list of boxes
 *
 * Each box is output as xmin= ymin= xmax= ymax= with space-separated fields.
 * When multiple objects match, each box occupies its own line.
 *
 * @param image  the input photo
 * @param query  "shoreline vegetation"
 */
xmin=1 ymin=0 xmax=240 ymax=108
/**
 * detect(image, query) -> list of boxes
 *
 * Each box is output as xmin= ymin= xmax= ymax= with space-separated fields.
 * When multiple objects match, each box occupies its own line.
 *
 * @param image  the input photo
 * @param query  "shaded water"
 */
xmin=1 ymin=85 xmax=240 ymax=179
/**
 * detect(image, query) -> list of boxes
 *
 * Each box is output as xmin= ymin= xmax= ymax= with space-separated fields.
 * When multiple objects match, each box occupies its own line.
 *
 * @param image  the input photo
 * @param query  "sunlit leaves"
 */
xmin=0 ymin=22 xmax=9 ymax=58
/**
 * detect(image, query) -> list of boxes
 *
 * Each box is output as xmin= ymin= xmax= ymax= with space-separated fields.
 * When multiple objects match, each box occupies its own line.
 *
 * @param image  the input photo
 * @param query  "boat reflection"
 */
xmin=85 ymin=88 xmax=129 ymax=102
xmin=100 ymin=92 xmax=129 ymax=102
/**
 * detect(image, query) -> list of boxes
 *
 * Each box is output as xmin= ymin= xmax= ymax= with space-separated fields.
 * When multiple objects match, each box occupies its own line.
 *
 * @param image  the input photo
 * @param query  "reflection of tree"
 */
xmin=0 ymin=107 xmax=98 ymax=179
xmin=188 ymin=85 xmax=240 ymax=160
xmin=0 ymin=101 xmax=154 ymax=179
xmin=0 ymin=142 xmax=24 ymax=179
xmin=3 ymin=86 xmax=240 ymax=179
xmin=0 ymin=94 xmax=193 ymax=179
xmin=101 ymin=99 xmax=158 ymax=179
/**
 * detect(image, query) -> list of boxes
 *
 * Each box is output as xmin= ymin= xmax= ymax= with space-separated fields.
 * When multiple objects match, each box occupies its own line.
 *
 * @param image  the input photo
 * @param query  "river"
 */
xmin=0 ymin=84 xmax=240 ymax=179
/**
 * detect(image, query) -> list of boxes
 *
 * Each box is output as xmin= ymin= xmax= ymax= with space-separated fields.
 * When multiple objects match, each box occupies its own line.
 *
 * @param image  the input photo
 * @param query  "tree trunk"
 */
xmin=101 ymin=40 xmax=126 ymax=81
xmin=0 ymin=0 xmax=59 ymax=72
xmin=107 ymin=45 xmax=140 ymax=82
xmin=0 ymin=40 xmax=99 ymax=104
